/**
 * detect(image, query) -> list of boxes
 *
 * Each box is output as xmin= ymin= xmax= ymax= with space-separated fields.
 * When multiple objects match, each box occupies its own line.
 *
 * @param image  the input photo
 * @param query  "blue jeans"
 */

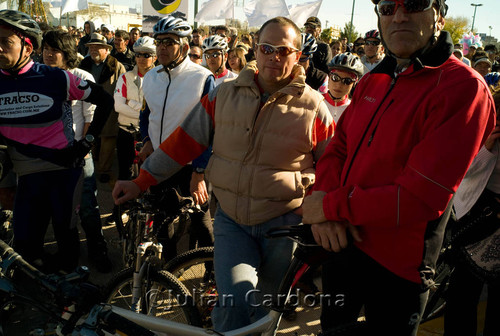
xmin=211 ymin=207 xmax=299 ymax=332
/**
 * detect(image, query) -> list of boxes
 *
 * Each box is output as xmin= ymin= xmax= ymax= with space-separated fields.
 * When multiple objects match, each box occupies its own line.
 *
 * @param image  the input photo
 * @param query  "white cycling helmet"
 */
xmin=328 ymin=52 xmax=364 ymax=79
xmin=133 ymin=36 xmax=156 ymax=54
xmin=153 ymin=15 xmax=192 ymax=38
xmin=202 ymin=35 xmax=228 ymax=53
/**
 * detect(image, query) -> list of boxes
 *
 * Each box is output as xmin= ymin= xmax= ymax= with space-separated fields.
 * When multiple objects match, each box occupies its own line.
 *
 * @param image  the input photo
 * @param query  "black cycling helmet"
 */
xmin=0 ymin=10 xmax=42 ymax=50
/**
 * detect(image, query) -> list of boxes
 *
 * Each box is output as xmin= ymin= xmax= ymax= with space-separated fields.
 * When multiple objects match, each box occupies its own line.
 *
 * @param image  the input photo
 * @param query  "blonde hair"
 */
xmin=228 ymin=47 xmax=247 ymax=72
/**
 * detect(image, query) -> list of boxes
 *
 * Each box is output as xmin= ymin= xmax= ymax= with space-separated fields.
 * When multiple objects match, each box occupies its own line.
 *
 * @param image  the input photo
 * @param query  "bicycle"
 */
xmin=0 ymin=239 xmax=155 ymax=336
xmin=100 ymin=224 xmax=335 ymax=335
xmin=105 ymin=189 xmax=203 ymax=326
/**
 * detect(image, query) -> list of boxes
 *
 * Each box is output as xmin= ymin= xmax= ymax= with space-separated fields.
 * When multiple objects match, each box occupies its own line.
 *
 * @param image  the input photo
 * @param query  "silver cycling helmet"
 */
xmin=202 ymin=35 xmax=228 ymax=53
xmin=153 ymin=15 xmax=192 ymax=39
xmin=328 ymin=52 xmax=364 ymax=79
xmin=134 ymin=36 xmax=156 ymax=54
xmin=301 ymin=33 xmax=318 ymax=57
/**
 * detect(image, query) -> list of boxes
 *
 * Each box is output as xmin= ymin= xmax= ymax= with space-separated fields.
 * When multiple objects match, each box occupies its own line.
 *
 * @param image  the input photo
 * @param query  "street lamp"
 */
xmin=489 ymin=26 xmax=493 ymax=37
xmin=470 ymin=3 xmax=483 ymax=33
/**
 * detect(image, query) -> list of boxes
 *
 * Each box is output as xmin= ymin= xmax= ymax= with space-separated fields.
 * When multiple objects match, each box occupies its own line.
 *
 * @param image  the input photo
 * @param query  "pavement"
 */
xmin=41 ymin=173 xmax=485 ymax=336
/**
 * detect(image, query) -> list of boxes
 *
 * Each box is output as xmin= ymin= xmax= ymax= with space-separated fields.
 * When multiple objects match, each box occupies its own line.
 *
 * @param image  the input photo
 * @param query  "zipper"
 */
xmin=341 ymin=76 xmax=398 ymax=187
xmin=367 ymin=99 xmax=394 ymax=146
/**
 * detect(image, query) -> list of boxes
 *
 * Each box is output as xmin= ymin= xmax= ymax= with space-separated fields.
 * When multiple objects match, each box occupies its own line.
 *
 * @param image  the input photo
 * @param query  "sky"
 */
xmin=99 ymin=0 xmax=500 ymax=40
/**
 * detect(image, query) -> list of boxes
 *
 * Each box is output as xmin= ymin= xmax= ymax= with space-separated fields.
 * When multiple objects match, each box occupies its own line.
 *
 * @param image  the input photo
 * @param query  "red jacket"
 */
xmin=313 ymin=32 xmax=495 ymax=284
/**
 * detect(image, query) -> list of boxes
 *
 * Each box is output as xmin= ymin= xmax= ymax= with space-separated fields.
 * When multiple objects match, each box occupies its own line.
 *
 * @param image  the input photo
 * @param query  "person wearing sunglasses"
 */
xmin=202 ymin=35 xmax=237 ymax=85
xmin=361 ymin=29 xmax=385 ymax=73
xmin=137 ymin=15 xmax=215 ymax=260
xmin=114 ymin=36 xmax=157 ymax=182
xmin=113 ymin=16 xmax=334 ymax=333
xmin=322 ymin=53 xmax=364 ymax=125
xmin=303 ymin=16 xmax=332 ymax=74
xmin=298 ymin=33 xmax=328 ymax=93
xmin=188 ymin=45 xmax=203 ymax=65
xmin=302 ymin=0 xmax=495 ymax=335
xmin=353 ymin=37 xmax=365 ymax=56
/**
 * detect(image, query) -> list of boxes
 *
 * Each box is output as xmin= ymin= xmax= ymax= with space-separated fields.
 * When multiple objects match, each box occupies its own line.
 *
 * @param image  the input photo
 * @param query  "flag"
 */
xmin=61 ymin=0 xmax=88 ymax=15
xmin=244 ymin=0 xmax=289 ymax=28
xmin=288 ymin=0 xmax=323 ymax=27
xmin=195 ymin=0 xmax=234 ymax=23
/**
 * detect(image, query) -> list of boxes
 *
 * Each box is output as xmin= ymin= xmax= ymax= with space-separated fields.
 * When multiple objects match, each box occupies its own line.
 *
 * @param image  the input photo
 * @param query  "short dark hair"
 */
xmin=485 ymin=44 xmax=498 ymax=53
xmin=192 ymin=28 xmax=205 ymax=35
xmin=115 ymin=30 xmax=130 ymax=40
xmin=259 ymin=17 xmax=301 ymax=49
xmin=42 ymin=29 xmax=79 ymax=69
xmin=214 ymin=25 xmax=229 ymax=34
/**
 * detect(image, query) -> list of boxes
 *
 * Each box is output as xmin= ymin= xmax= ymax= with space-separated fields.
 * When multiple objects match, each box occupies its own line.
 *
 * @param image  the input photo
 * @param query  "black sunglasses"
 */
xmin=204 ymin=52 xmax=222 ymax=59
xmin=154 ymin=38 xmax=180 ymax=47
xmin=330 ymin=73 xmax=357 ymax=86
xmin=376 ymin=0 xmax=433 ymax=16
xmin=136 ymin=53 xmax=153 ymax=58
xmin=365 ymin=40 xmax=381 ymax=46
xmin=354 ymin=43 xmax=365 ymax=47
xmin=189 ymin=53 xmax=202 ymax=60
xmin=257 ymin=43 xmax=299 ymax=57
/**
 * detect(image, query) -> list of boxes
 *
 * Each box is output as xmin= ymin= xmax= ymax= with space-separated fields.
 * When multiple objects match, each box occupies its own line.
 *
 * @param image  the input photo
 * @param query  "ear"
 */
xmin=436 ymin=15 xmax=445 ymax=31
xmin=294 ymin=51 xmax=302 ymax=63
xmin=24 ymin=42 xmax=33 ymax=57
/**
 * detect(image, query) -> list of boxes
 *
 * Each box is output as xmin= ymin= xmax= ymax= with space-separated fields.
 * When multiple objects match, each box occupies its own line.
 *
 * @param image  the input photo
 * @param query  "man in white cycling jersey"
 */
xmin=138 ymin=15 xmax=215 ymax=258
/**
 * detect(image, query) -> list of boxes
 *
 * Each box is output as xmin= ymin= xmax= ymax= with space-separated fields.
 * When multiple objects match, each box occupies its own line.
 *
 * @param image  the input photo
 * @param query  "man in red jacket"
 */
xmin=302 ymin=0 xmax=495 ymax=335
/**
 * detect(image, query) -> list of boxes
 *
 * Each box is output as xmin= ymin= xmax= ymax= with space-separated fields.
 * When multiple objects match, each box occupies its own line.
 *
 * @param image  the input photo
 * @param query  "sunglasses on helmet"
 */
xmin=376 ymin=0 xmax=434 ymax=16
xmin=329 ymin=73 xmax=357 ymax=86
xmin=257 ymin=43 xmax=299 ymax=57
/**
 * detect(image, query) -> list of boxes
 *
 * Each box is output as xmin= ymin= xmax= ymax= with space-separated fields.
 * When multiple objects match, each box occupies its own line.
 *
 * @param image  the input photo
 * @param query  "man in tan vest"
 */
xmin=113 ymin=16 xmax=334 ymax=333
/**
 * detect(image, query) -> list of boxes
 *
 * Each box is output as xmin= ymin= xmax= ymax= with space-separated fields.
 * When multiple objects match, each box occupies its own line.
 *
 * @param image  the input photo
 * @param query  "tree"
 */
xmin=320 ymin=27 xmax=340 ymax=44
xmin=444 ymin=16 xmax=470 ymax=45
xmin=340 ymin=22 xmax=359 ymax=44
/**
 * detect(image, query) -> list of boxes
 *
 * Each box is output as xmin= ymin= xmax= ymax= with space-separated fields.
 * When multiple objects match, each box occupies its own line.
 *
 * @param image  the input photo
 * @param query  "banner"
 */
xmin=244 ymin=0 xmax=289 ymax=28
xmin=195 ymin=0 xmax=234 ymax=23
xmin=143 ymin=0 xmax=189 ymax=32
xmin=288 ymin=0 xmax=322 ymax=27
xmin=60 ymin=0 xmax=88 ymax=15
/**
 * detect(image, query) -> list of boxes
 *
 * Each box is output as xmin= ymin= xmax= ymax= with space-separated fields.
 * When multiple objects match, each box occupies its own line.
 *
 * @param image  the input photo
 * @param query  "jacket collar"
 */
xmin=370 ymin=31 xmax=454 ymax=77
xmin=233 ymin=61 xmax=307 ymax=98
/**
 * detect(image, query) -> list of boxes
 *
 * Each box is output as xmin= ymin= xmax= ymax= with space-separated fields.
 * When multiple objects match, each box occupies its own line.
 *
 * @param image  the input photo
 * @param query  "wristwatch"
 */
xmin=194 ymin=167 xmax=205 ymax=174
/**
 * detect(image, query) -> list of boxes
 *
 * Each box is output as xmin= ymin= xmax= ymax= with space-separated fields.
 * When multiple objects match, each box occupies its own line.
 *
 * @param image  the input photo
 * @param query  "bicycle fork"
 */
xmin=131 ymin=241 xmax=163 ymax=313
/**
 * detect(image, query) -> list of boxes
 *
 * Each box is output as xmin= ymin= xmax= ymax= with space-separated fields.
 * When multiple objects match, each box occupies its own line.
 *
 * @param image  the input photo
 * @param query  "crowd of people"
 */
xmin=0 ymin=0 xmax=499 ymax=334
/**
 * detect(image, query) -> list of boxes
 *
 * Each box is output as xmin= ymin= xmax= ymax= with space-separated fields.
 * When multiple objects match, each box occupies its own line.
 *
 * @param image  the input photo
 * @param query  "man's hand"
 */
xmin=112 ymin=180 xmax=141 ymax=205
xmin=311 ymin=221 xmax=362 ymax=252
xmin=190 ymin=172 xmax=208 ymax=205
xmin=139 ymin=141 xmax=153 ymax=162
xmin=302 ymin=191 xmax=328 ymax=224
xmin=485 ymin=125 xmax=500 ymax=151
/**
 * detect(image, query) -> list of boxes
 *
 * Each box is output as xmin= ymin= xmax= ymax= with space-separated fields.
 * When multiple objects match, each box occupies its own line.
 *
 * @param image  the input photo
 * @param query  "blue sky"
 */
xmin=103 ymin=0 xmax=500 ymax=40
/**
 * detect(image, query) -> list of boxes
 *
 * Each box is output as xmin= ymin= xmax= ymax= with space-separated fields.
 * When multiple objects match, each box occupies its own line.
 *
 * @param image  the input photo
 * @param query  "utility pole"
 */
xmin=489 ymin=25 xmax=492 ymax=37
xmin=470 ymin=3 xmax=483 ymax=34
xmin=349 ymin=0 xmax=355 ymax=43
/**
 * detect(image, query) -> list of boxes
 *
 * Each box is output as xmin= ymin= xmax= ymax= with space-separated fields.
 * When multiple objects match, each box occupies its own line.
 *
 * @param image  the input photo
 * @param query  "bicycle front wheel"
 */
xmin=164 ymin=247 xmax=216 ymax=328
xmin=104 ymin=267 xmax=202 ymax=326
